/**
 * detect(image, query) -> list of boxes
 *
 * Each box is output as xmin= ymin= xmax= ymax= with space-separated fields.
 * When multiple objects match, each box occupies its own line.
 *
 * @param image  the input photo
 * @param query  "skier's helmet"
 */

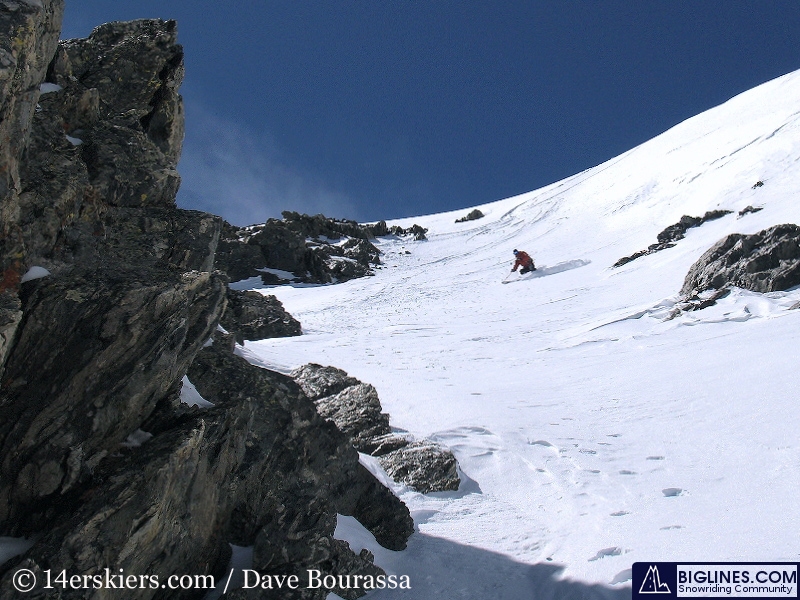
xmin=513 ymin=249 xmax=519 ymax=255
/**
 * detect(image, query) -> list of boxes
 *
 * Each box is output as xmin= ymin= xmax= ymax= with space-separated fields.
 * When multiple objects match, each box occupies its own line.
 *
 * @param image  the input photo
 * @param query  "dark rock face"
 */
xmin=187 ymin=343 xmax=413 ymax=598
xmin=614 ymin=210 xmax=732 ymax=268
xmin=0 ymin=266 xmax=226 ymax=530
xmin=456 ymin=208 xmax=484 ymax=223
xmin=0 ymin=291 xmax=21 ymax=380
xmin=681 ymin=224 xmax=800 ymax=295
xmin=0 ymin=0 xmax=65 ymax=376
xmin=51 ymin=206 xmax=223 ymax=272
xmin=0 ymin=339 xmax=412 ymax=599
xmin=293 ymin=364 xmax=461 ymax=494
xmin=15 ymin=18 xmax=187 ymax=272
xmin=214 ymin=221 xmax=270 ymax=282
xmin=221 ymin=288 xmax=302 ymax=343
xmin=0 ymin=0 xmax=65 ymax=268
xmin=52 ymin=19 xmax=185 ymax=207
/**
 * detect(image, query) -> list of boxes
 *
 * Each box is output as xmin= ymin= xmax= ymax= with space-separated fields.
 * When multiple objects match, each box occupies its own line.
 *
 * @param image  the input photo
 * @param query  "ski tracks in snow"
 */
xmin=416 ymin=418 xmax=685 ymax=586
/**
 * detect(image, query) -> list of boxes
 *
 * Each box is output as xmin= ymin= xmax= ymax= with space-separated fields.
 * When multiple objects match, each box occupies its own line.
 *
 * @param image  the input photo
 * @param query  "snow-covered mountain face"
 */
xmin=242 ymin=69 xmax=800 ymax=597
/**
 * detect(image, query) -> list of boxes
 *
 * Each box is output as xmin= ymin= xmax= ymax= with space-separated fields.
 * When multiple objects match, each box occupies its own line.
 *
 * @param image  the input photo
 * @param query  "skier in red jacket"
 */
xmin=511 ymin=249 xmax=536 ymax=274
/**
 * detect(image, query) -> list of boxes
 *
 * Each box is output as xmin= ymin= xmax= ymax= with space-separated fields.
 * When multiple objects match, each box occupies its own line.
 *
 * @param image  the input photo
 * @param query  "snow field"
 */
xmin=242 ymin=69 xmax=800 ymax=598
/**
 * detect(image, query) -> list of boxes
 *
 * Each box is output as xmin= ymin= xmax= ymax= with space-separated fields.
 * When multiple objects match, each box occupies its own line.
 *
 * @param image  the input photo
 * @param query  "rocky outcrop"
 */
xmin=738 ymin=205 xmax=764 ymax=218
xmin=293 ymin=364 xmax=461 ymax=494
xmin=50 ymin=19 xmax=185 ymax=207
xmin=1 ymin=12 xmax=226 ymax=529
xmin=214 ymin=216 xmax=376 ymax=285
xmin=614 ymin=210 xmax=732 ymax=267
xmin=0 ymin=336 xmax=413 ymax=599
xmin=313 ymin=383 xmax=392 ymax=453
xmin=215 ymin=213 xmax=429 ymax=285
xmin=282 ymin=211 xmax=427 ymax=243
xmin=221 ymin=288 xmax=302 ymax=343
xmin=363 ymin=220 xmax=428 ymax=240
xmin=456 ymin=208 xmax=484 ymax=223
xmin=14 ymin=18 xmax=187 ymax=273
xmin=681 ymin=224 xmax=800 ymax=296
xmin=186 ymin=341 xmax=413 ymax=599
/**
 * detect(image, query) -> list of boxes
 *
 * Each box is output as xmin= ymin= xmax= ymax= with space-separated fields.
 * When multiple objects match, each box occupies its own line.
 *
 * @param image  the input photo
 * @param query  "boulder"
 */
xmin=378 ymin=441 xmax=461 ymax=494
xmin=312 ymin=383 xmax=392 ymax=452
xmin=292 ymin=364 xmax=461 ymax=493
xmin=455 ymin=208 xmax=484 ymax=223
xmin=681 ymin=223 xmax=800 ymax=295
xmin=291 ymin=363 xmax=360 ymax=399
xmin=220 ymin=288 xmax=302 ymax=343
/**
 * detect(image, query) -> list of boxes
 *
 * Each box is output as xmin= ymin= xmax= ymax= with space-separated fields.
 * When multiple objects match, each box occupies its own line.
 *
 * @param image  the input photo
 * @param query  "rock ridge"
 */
xmin=614 ymin=210 xmax=732 ymax=268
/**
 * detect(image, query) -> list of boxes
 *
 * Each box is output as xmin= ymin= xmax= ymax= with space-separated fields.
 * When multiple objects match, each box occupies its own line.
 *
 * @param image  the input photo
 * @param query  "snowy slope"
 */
xmin=242 ymin=69 xmax=800 ymax=598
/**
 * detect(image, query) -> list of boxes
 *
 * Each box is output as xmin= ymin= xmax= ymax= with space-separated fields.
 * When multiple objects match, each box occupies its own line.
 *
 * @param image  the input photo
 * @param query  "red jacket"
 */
xmin=512 ymin=251 xmax=533 ymax=271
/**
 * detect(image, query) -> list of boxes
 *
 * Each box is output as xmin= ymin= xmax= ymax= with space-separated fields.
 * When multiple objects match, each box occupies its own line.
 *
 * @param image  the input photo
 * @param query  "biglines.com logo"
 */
xmin=632 ymin=563 xmax=798 ymax=599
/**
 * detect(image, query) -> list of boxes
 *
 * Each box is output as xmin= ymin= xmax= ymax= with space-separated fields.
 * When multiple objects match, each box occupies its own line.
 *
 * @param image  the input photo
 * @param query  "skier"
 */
xmin=511 ymin=249 xmax=536 ymax=275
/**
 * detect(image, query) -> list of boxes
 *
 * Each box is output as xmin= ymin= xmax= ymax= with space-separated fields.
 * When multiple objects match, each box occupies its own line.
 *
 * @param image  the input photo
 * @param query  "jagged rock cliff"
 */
xmin=0 ymin=0 xmax=64 ymax=378
xmin=0 ymin=7 xmax=414 ymax=599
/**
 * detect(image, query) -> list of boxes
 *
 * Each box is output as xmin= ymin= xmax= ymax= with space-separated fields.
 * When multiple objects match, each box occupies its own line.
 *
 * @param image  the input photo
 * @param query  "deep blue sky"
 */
xmin=62 ymin=1 xmax=800 ymax=226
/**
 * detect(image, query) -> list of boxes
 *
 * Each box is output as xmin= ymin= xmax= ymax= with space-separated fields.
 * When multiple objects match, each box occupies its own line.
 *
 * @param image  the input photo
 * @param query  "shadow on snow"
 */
xmin=367 ymin=532 xmax=631 ymax=600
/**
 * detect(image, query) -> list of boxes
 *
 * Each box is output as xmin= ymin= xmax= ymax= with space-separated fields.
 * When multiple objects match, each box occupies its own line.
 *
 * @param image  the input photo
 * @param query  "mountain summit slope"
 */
xmin=249 ymin=68 xmax=800 ymax=596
